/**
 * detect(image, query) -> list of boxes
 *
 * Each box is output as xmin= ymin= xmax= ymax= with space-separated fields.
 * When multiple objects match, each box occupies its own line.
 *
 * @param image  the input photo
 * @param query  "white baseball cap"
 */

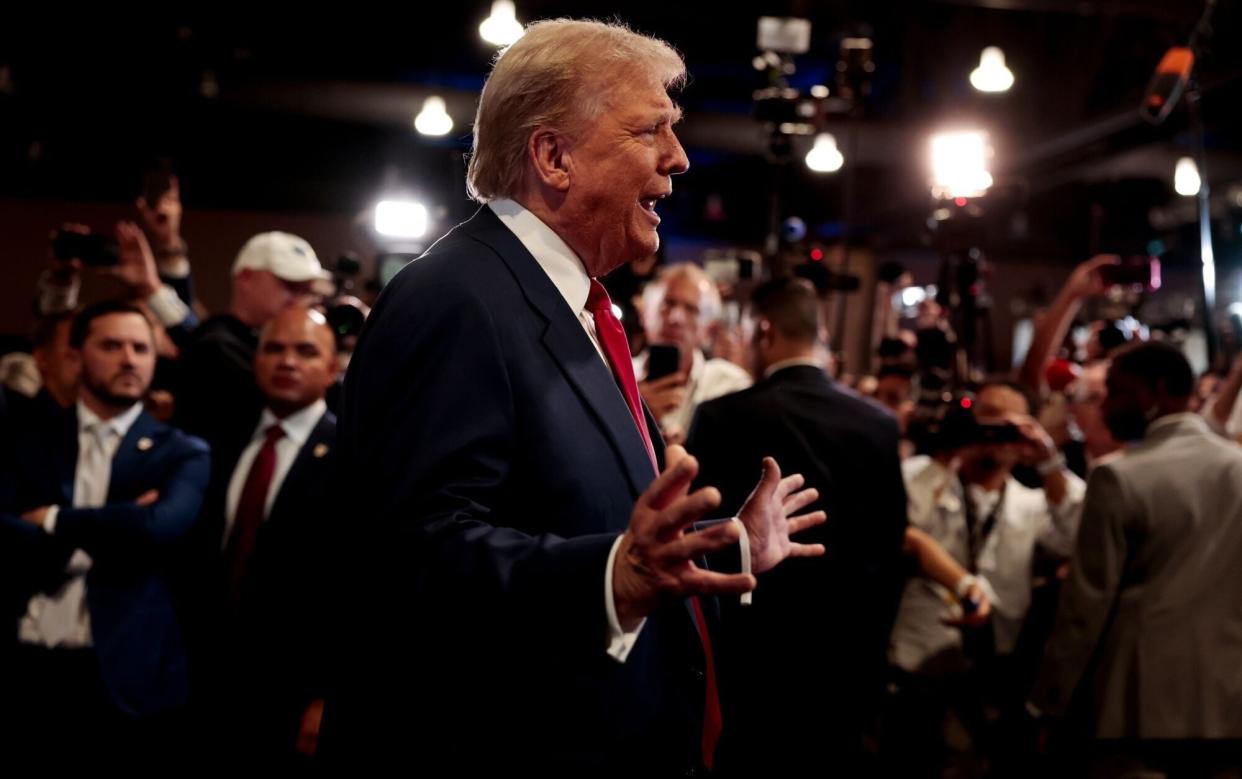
xmin=232 ymin=231 xmax=330 ymax=282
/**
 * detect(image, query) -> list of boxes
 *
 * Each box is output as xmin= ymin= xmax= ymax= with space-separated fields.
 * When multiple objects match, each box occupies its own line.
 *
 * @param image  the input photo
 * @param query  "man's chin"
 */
xmin=97 ymin=389 xmax=143 ymax=408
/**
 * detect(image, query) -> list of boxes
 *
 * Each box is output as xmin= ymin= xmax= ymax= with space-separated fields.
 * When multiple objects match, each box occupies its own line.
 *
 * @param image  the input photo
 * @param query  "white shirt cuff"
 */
xmin=43 ymin=506 xmax=60 ymax=535
xmin=975 ymin=574 xmax=1000 ymax=612
xmin=146 ymin=284 xmax=191 ymax=328
xmin=734 ymin=516 xmax=752 ymax=605
xmin=157 ymin=256 xmax=190 ymax=279
xmin=37 ymin=272 xmax=80 ymax=315
xmin=604 ymin=535 xmax=646 ymax=663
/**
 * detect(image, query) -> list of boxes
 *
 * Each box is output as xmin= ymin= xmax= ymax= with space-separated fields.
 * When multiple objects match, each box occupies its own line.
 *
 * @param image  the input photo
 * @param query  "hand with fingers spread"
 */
xmin=738 ymin=456 xmax=828 ymax=575
xmin=612 ymin=445 xmax=757 ymax=629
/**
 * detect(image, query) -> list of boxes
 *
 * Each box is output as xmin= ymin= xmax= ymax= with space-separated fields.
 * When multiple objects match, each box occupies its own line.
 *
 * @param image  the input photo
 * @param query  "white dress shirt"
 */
xmin=18 ymin=400 xmax=144 ymax=648
xmin=223 ymin=398 xmax=328 ymax=547
xmin=490 ymin=198 xmax=647 ymax=662
xmin=888 ymin=454 xmax=1086 ymax=674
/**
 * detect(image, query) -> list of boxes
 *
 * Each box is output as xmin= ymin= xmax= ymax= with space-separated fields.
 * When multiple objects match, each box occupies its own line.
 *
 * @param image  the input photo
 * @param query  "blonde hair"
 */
xmin=466 ymin=19 xmax=686 ymax=203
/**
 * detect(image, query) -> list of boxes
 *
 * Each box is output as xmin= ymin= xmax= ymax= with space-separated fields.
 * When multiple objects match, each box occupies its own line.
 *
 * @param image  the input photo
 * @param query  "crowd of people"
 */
xmin=3 ymin=18 xmax=1242 ymax=779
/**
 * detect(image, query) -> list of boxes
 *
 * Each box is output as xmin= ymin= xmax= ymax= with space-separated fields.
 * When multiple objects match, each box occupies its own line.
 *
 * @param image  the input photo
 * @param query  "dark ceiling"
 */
xmin=2 ymin=1 xmax=1240 ymax=266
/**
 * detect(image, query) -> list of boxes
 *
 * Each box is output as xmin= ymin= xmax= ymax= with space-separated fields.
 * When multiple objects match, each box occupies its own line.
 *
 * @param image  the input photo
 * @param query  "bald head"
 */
xmin=643 ymin=264 xmax=721 ymax=354
xmin=255 ymin=307 xmax=339 ymax=417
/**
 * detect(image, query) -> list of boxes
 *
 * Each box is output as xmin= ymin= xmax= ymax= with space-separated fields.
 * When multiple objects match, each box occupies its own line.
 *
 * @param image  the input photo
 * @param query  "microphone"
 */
xmin=1140 ymin=47 xmax=1194 ymax=125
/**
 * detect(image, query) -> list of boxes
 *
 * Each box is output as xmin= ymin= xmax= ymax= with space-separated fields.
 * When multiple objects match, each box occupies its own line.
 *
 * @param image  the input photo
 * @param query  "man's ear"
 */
xmin=527 ymin=128 xmax=572 ymax=192
xmin=756 ymin=318 xmax=773 ymax=347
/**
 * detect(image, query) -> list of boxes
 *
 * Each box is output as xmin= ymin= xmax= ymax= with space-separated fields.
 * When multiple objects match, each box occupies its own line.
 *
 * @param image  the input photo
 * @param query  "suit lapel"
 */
xmin=267 ymin=411 xmax=334 ymax=526
xmin=461 ymin=210 xmax=704 ymax=643
xmin=464 ymin=207 xmax=656 ymax=497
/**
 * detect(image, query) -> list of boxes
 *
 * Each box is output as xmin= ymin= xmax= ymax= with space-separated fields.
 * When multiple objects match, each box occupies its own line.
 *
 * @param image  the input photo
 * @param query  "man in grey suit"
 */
xmin=1033 ymin=341 xmax=1242 ymax=773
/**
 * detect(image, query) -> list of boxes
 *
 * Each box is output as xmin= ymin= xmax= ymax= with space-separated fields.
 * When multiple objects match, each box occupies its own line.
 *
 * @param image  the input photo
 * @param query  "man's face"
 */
xmin=960 ymin=384 xmax=1029 ymax=476
xmin=255 ymin=309 xmax=338 ymax=414
xmin=237 ymin=270 xmax=318 ymax=327
xmin=647 ymin=273 xmax=710 ymax=354
xmin=558 ymin=77 xmax=689 ymax=277
xmin=75 ymin=313 xmax=155 ymax=407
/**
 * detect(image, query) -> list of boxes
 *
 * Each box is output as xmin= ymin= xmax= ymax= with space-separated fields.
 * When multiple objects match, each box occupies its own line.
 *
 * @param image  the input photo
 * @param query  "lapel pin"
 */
xmin=137 ymin=437 xmax=154 ymax=451
xmin=313 ymin=443 xmax=329 ymax=458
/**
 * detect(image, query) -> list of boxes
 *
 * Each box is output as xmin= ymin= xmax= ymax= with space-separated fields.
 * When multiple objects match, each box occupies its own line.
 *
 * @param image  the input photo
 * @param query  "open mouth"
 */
xmin=639 ymin=192 xmax=669 ymax=223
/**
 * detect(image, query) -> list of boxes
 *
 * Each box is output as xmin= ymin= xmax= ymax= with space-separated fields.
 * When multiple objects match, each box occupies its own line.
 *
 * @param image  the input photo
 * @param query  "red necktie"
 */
xmin=225 ymin=423 xmax=285 ymax=600
xmin=586 ymin=280 xmax=658 ymax=472
xmin=586 ymin=279 xmax=722 ymax=769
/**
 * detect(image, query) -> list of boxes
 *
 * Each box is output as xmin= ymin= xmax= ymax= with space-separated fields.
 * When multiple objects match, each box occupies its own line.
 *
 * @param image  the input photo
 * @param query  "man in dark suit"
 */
xmin=188 ymin=306 xmax=339 ymax=767
xmin=325 ymin=19 xmax=826 ymax=776
xmin=686 ymin=278 xmax=910 ymax=776
xmin=0 ymin=301 xmax=210 ymax=770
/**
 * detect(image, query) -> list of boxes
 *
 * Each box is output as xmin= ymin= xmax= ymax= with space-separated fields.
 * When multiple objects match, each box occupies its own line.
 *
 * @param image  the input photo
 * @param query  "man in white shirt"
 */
xmin=885 ymin=380 xmax=1085 ymax=776
xmin=0 ymin=301 xmax=210 ymax=770
xmin=635 ymin=263 xmax=752 ymax=444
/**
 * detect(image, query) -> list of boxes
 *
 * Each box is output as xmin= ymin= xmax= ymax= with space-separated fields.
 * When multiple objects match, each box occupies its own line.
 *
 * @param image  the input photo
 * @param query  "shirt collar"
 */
xmin=256 ymin=398 xmax=327 ymax=447
xmin=1144 ymin=411 xmax=1206 ymax=439
xmin=489 ymin=198 xmax=591 ymax=315
xmin=762 ymin=357 xmax=823 ymax=380
xmin=76 ymin=399 xmax=143 ymax=439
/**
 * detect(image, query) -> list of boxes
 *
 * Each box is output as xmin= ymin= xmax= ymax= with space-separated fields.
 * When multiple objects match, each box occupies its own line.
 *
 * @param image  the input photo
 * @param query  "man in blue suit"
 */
xmin=326 ymin=19 xmax=826 ymax=777
xmin=0 ymin=300 xmax=210 ymax=769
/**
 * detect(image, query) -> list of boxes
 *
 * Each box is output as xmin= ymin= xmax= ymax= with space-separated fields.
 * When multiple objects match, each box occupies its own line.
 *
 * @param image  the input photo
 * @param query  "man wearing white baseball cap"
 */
xmin=174 ymin=232 xmax=329 ymax=461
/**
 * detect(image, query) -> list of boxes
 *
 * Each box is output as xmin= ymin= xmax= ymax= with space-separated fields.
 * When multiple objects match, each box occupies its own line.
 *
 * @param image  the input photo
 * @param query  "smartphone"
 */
xmin=1098 ymin=256 xmax=1161 ymax=293
xmin=52 ymin=230 xmax=118 ymax=267
xmin=646 ymin=344 xmax=681 ymax=382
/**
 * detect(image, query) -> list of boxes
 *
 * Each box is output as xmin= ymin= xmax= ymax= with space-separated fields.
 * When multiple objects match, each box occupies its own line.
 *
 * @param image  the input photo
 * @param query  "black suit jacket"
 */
xmin=0 ymin=401 xmax=210 ymax=717
xmin=686 ymin=364 xmax=908 ymax=775
xmin=185 ymin=409 xmax=339 ymax=752
xmin=173 ymin=315 xmax=263 ymax=460
xmin=323 ymin=206 xmax=709 ymax=776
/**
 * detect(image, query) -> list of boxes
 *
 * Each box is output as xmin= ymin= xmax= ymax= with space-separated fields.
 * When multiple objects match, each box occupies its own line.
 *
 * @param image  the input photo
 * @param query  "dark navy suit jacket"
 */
xmin=0 ymin=401 xmax=210 ymax=717
xmin=325 ymin=206 xmax=710 ymax=776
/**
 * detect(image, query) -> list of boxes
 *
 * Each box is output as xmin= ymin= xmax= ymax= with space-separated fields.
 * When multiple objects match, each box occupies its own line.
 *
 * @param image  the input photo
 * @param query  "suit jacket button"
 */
xmin=691 ymin=666 xmax=705 ymax=681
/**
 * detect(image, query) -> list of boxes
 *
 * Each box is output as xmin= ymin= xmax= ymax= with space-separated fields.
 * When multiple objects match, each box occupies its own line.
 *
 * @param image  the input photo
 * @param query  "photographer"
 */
xmin=634 ymin=264 xmax=751 ymax=445
xmin=884 ymin=380 xmax=1085 ymax=777
xmin=37 ymin=177 xmax=199 ymax=339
